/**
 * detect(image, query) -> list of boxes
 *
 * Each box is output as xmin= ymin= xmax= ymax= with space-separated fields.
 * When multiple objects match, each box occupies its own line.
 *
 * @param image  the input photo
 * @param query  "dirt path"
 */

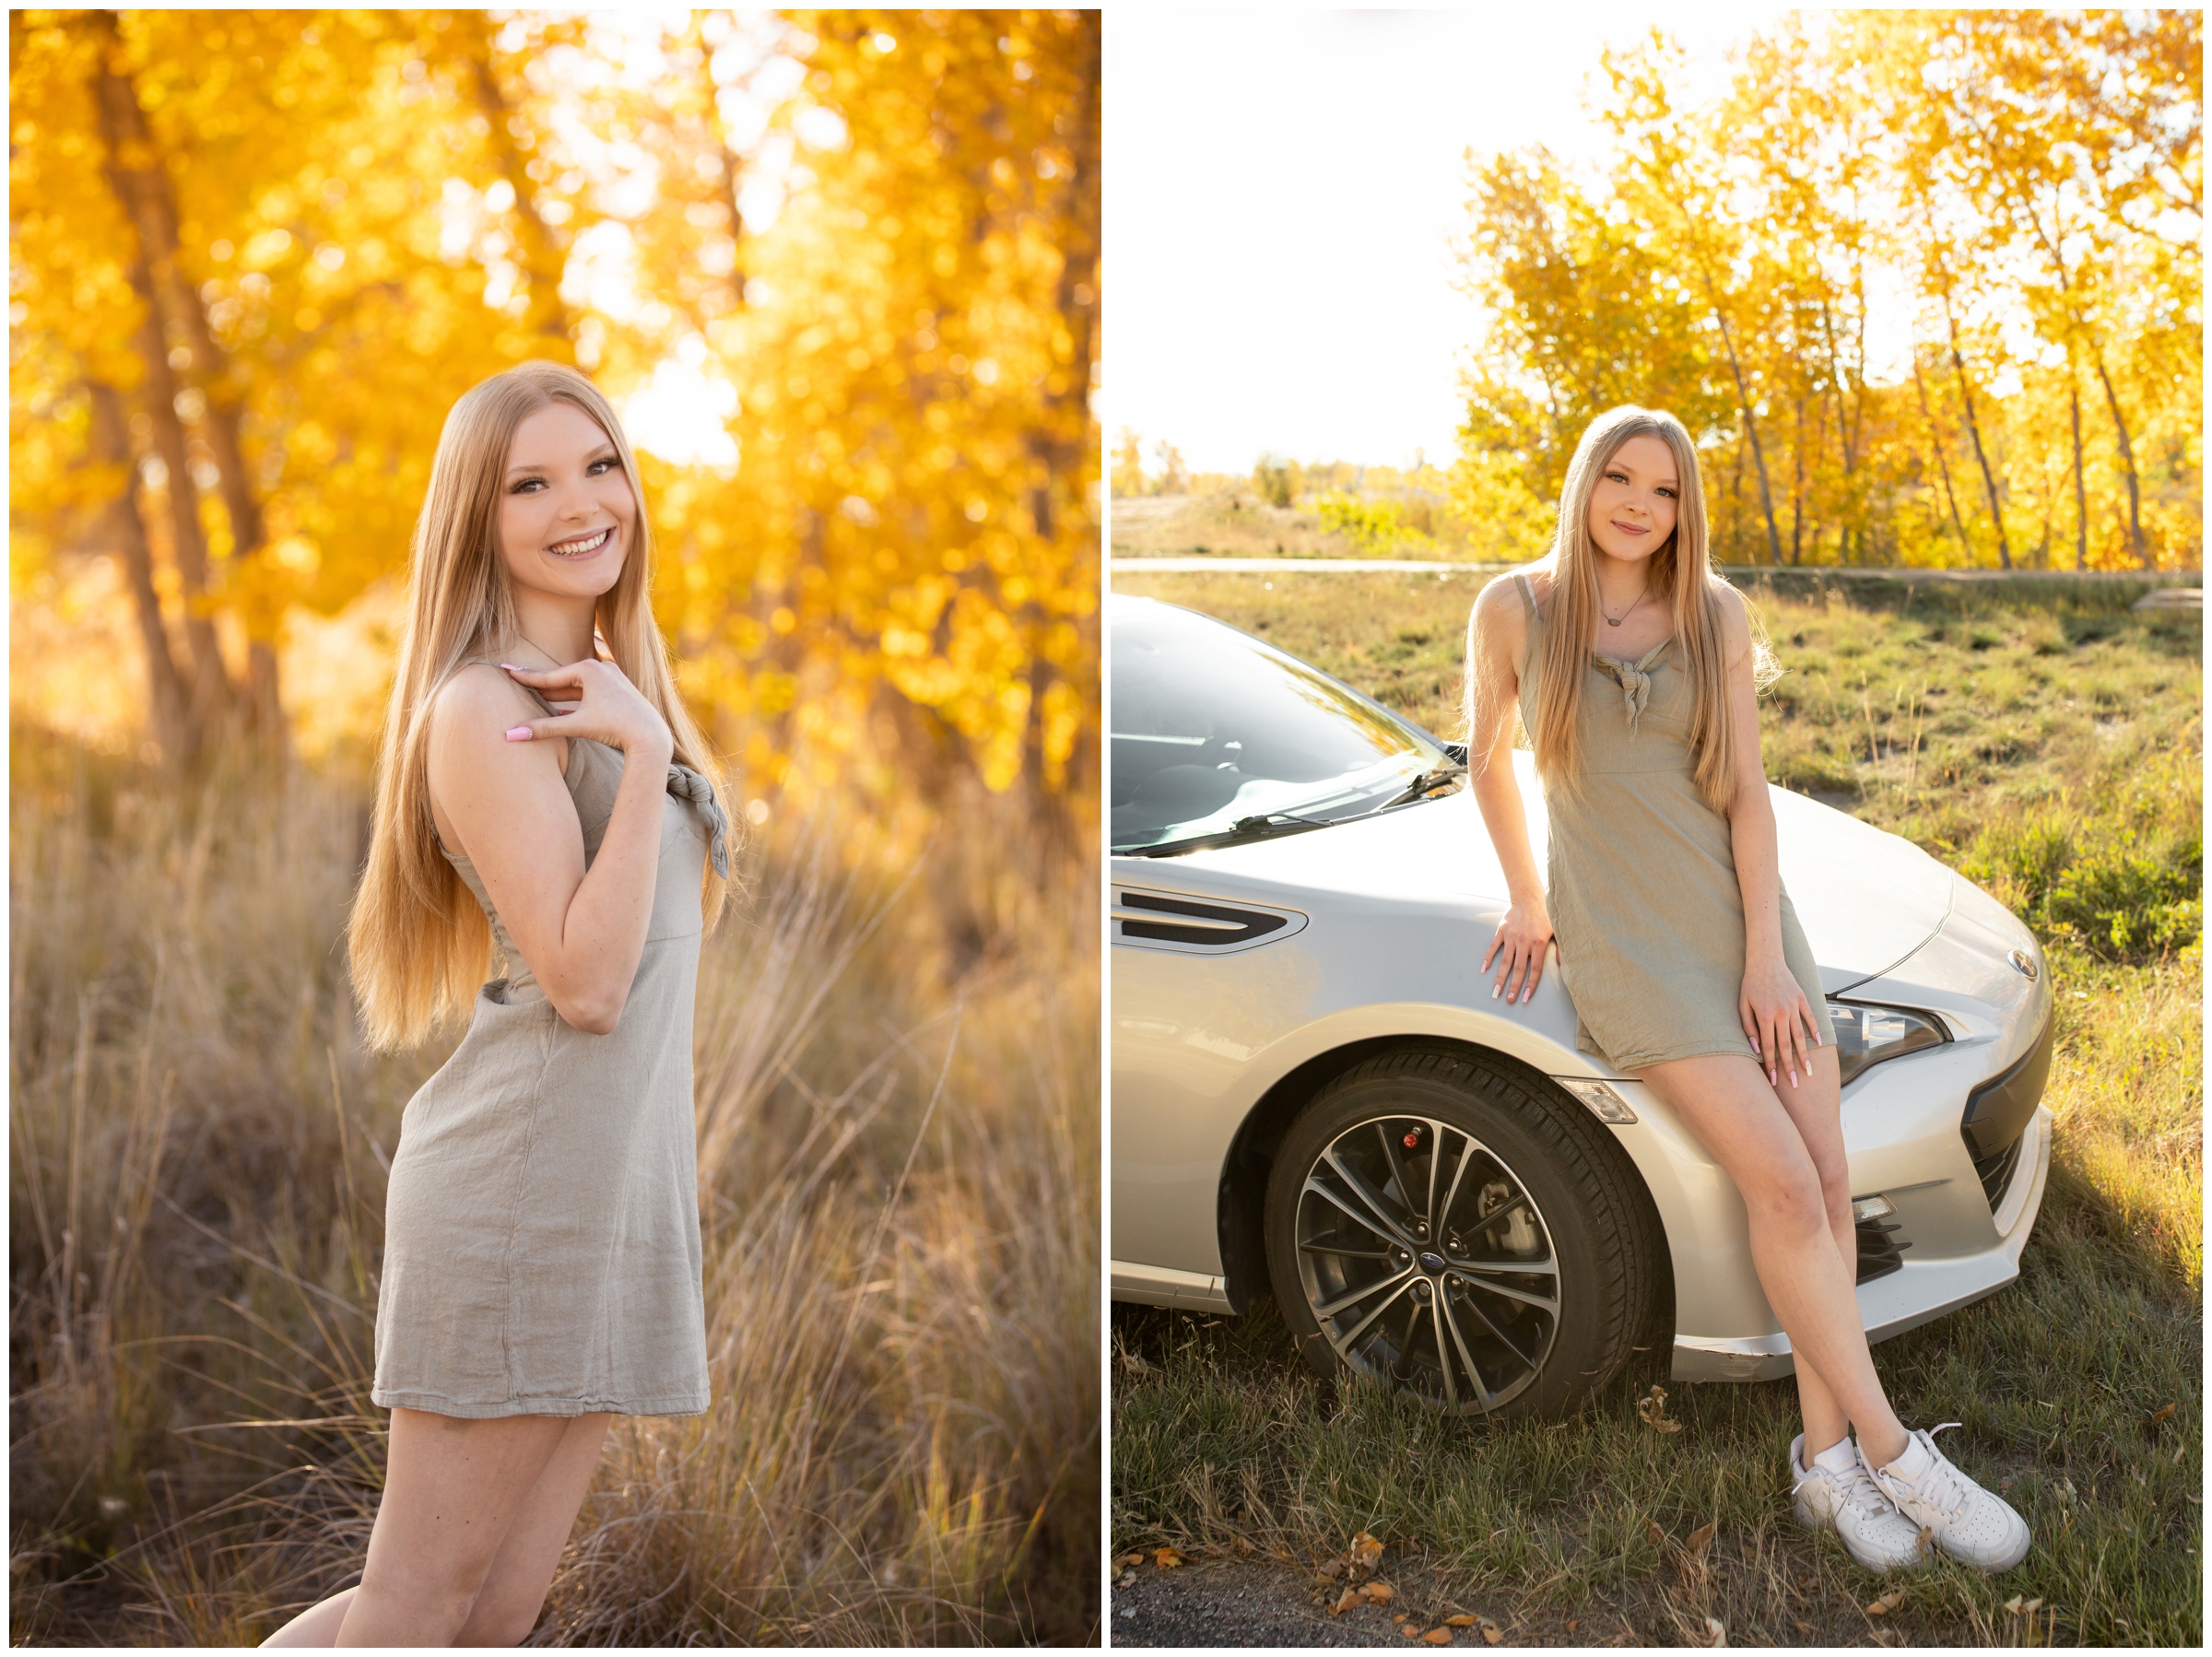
xmin=1111 ymin=1554 xmax=1569 ymax=1649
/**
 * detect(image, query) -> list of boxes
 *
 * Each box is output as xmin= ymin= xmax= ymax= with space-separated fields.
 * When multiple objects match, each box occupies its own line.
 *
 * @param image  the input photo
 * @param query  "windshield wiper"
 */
xmin=1119 ymin=810 xmax=1336 ymax=859
xmin=1377 ymin=761 xmax=1466 ymax=810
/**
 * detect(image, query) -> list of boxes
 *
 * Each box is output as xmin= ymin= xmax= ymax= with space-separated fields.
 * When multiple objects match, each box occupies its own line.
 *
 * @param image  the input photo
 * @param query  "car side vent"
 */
xmin=1111 ymin=887 xmax=1308 ymax=956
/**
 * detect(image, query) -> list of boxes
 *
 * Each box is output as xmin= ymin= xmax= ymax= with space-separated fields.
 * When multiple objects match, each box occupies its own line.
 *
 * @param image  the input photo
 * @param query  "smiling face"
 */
xmin=493 ymin=399 xmax=637 ymax=606
xmin=1584 ymin=432 xmax=1680 ymax=566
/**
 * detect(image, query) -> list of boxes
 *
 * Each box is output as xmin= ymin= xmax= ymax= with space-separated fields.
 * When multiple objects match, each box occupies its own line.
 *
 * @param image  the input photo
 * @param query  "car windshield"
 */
xmin=1111 ymin=600 xmax=1451 ymax=854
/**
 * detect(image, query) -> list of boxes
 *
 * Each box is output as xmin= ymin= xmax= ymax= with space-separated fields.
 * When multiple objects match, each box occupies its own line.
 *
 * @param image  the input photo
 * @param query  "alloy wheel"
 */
xmin=1292 ymin=1112 xmax=1560 ymax=1415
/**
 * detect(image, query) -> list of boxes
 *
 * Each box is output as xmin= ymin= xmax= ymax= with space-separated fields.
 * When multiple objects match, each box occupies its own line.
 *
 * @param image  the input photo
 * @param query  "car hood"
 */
xmin=1148 ymin=751 xmax=1953 ymax=993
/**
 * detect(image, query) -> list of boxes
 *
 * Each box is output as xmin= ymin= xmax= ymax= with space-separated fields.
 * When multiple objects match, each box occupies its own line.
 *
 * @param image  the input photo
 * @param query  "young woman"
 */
xmin=263 ymin=361 xmax=733 ymax=1645
xmin=1461 ymin=405 xmax=2030 ymax=1576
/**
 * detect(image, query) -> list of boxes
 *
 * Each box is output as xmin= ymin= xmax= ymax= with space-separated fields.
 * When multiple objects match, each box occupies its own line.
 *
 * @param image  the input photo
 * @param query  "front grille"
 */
xmin=1972 ymin=1136 xmax=2026 ymax=1211
xmin=1853 ymin=1215 xmax=1911 ymax=1284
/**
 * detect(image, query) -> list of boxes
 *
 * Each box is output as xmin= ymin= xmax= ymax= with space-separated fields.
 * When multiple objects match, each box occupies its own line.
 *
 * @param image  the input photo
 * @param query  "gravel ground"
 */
xmin=1109 ymin=1554 xmax=1527 ymax=1649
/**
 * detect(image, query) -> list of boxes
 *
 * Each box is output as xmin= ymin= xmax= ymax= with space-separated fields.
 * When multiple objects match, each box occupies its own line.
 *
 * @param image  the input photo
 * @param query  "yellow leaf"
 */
xmin=1362 ymin=1581 xmax=1396 ymax=1603
xmin=1446 ymin=1614 xmax=1477 ymax=1627
xmin=1349 ymin=1529 xmax=1385 ymax=1572
xmin=1153 ymin=1546 xmax=1182 ymax=1569
xmin=1704 ymin=1616 xmax=1726 ymax=1646
xmin=1422 ymin=1628 xmax=1453 ymax=1645
xmin=2152 ymin=1401 xmax=2176 ymax=1424
xmin=1118 ymin=1553 xmax=1143 ymax=1568
xmin=1686 ymin=1520 xmax=1717 ymax=1557
xmin=1333 ymin=1587 xmax=1362 ymax=1616
xmin=1866 ymin=1597 xmax=1891 ymax=1616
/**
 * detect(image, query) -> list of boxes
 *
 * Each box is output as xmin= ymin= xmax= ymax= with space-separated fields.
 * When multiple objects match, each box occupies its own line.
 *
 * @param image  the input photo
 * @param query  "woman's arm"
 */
xmin=1718 ymin=586 xmax=1822 ymax=1087
xmin=427 ymin=659 xmax=675 ymax=1034
xmin=1466 ymin=576 xmax=1554 ymax=1003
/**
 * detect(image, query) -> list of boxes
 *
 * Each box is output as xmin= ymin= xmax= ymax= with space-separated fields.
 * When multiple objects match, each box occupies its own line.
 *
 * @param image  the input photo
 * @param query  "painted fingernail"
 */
xmin=499 ymin=663 xmax=521 ymax=671
xmin=505 ymin=726 xmax=532 ymax=741
xmin=1491 ymin=984 xmax=1500 ymax=998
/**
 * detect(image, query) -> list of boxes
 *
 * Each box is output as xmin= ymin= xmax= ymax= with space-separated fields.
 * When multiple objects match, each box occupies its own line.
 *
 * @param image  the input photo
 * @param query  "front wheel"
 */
xmin=1263 ymin=1047 xmax=1660 ymax=1419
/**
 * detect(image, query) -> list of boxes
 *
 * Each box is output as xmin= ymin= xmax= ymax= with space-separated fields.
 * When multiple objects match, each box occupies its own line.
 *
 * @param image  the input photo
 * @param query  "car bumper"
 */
xmin=1671 ymin=1099 xmax=2053 ymax=1382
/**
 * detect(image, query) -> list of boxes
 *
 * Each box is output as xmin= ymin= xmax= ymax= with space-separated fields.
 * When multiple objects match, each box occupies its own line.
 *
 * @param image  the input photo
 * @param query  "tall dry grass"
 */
xmin=9 ymin=725 xmax=1100 ymax=1646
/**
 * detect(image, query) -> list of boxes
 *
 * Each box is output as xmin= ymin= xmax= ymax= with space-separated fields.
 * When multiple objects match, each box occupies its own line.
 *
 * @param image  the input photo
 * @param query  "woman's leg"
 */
xmin=329 ymin=1407 xmax=581 ymax=1647
xmin=1637 ymin=1050 xmax=1909 ymax=1466
xmin=451 ymin=1412 xmax=612 ymax=1646
xmin=259 ymin=1588 xmax=359 ymax=1647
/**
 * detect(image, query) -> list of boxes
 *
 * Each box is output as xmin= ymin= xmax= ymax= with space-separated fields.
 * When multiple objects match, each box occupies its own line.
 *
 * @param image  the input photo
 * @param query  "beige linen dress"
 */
xmin=1512 ymin=572 xmax=1833 ymax=1073
xmin=371 ymin=671 xmax=728 ymax=1419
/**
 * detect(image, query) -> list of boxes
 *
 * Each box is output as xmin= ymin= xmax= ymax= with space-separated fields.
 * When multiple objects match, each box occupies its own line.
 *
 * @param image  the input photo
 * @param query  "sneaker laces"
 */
xmin=1888 ymin=1424 xmax=1970 ymax=1520
xmin=1797 ymin=1452 xmax=1897 ymax=1522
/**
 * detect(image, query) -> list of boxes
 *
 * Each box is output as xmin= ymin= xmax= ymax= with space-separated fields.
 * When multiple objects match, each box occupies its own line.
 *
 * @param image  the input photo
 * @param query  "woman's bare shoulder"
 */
xmin=429 ymin=664 xmax=570 ymax=774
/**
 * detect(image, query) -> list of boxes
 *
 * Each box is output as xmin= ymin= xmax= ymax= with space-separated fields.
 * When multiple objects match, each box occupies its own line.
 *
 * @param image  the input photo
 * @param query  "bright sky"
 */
xmin=1107 ymin=6 xmax=1812 ymax=477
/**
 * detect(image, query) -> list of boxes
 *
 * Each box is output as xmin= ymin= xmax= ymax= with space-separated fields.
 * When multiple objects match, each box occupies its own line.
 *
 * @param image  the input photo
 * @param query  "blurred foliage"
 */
xmin=10 ymin=8 xmax=1099 ymax=817
xmin=1454 ymin=11 xmax=2201 ymax=570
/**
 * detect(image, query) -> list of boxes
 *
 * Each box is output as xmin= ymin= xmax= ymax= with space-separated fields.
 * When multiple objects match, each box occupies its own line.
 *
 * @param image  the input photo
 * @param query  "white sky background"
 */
xmin=1107 ymin=6 xmax=1869 ymax=478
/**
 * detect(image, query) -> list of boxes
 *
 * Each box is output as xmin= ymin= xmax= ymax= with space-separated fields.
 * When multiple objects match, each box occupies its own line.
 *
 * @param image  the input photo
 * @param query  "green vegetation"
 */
xmin=1110 ymin=567 xmax=2200 ymax=1645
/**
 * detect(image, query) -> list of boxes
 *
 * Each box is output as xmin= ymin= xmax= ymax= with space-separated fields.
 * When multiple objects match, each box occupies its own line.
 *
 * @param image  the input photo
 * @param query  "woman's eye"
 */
xmin=511 ymin=478 xmax=542 ymax=493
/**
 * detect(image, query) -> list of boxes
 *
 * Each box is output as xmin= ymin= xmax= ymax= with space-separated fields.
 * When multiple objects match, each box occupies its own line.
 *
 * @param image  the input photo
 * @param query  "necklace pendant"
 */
xmin=1606 ymin=616 xmax=1622 ymax=626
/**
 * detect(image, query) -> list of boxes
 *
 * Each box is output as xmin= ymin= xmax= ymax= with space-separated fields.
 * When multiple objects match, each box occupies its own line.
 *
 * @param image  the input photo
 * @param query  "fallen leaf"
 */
xmin=1400 ymin=1623 xmax=1422 ymax=1639
xmin=1793 ymin=1621 xmax=1813 ymax=1635
xmin=1566 ymin=1619 xmax=1580 ymax=1632
xmin=1445 ymin=1615 xmax=1477 ymax=1628
xmin=1349 ymin=1530 xmax=1386 ymax=1574
xmin=1914 ymin=1523 xmax=1934 ymax=1558
xmin=1233 ymin=1535 xmax=1254 ymax=1556
xmin=2152 ymin=1402 xmax=2176 ymax=1425
xmin=1318 ymin=1557 xmax=1345 ymax=1580
xmin=1362 ymin=1581 xmax=1398 ymax=1604
xmin=2056 ymin=1478 xmax=2077 ymax=1505
xmin=1423 ymin=1630 xmax=1453 ymax=1646
xmin=1645 ymin=1518 xmax=1667 ymax=1548
xmin=1154 ymin=1547 xmax=1183 ymax=1569
xmin=1686 ymin=1520 xmax=1718 ymax=1559
xmin=1866 ymin=1598 xmax=1891 ymax=1616
xmin=2002 ymin=1596 xmax=2022 ymax=1615
xmin=1704 ymin=1616 xmax=1726 ymax=1647
xmin=2020 ymin=1599 xmax=2044 ymax=1617
xmin=1635 ymin=1383 xmax=1684 ymax=1434
xmin=1333 ymin=1588 xmax=1362 ymax=1616
xmin=1482 ymin=1628 xmax=1504 ymax=1647
xmin=1118 ymin=1552 xmax=1144 ymax=1568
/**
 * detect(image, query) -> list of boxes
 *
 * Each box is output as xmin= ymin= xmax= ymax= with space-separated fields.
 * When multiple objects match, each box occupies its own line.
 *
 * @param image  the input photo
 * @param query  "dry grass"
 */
xmin=1109 ymin=567 xmax=2199 ymax=1645
xmin=9 ymin=728 xmax=1100 ymax=1646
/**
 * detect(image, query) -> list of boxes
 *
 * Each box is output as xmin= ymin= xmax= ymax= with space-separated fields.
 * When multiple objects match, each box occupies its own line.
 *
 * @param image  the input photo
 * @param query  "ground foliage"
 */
xmin=9 ymin=737 xmax=1100 ymax=1645
xmin=1109 ymin=568 xmax=2200 ymax=1646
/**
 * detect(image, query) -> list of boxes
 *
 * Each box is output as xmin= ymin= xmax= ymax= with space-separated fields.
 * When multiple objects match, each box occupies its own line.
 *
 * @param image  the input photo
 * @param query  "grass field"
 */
xmin=9 ymin=734 xmax=1100 ymax=1646
xmin=1110 ymin=567 xmax=2200 ymax=1646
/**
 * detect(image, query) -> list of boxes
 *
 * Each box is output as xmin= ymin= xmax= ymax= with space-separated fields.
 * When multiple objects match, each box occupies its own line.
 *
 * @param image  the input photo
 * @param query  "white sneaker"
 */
xmin=1789 ymin=1433 xmax=1930 ymax=1574
xmin=1864 ymin=1424 xmax=2032 ymax=1572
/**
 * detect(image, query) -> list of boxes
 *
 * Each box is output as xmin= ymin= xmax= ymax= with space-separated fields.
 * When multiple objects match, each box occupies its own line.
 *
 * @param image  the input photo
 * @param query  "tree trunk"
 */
xmin=454 ymin=13 xmax=576 ymax=350
xmin=1911 ymin=356 xmax=1974 ymax=559
xmin=1935 ymin=287 xmax=2012 ymax=570
xmin=2090 ymin=351 xmax=2151 ymax=568
xmin=2069 ymin=370 xmax=2089 ymax=570
xmin=1710 ymin=306 xmax=1785 ymax=566
xmin=87 ymin=379 xmax=193 ymax=764
xmin=88 ymin=10 xmax=270 ymax=750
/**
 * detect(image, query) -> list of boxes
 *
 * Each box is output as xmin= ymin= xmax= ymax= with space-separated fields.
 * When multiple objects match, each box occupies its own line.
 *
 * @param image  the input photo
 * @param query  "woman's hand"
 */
xmin=500 ymin=659 xmax=673 ymax=762
xmin=1739 ymin=952 xmax=1821 ymax=1089
xmin=1481 ymin=899 xmax=1556 ymax=1005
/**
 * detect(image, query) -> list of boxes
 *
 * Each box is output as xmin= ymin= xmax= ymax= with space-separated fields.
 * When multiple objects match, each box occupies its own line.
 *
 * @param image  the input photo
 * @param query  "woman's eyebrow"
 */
xmin=504 ymin=445 xmax=618 ymax=477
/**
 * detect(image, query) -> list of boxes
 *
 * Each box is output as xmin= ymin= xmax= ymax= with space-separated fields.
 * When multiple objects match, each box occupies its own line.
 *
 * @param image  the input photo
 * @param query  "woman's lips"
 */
xmin=546 ymin=526 xmax=614 ymax=557
xmin=1610 ymin=520 xmax=1650 ymax=536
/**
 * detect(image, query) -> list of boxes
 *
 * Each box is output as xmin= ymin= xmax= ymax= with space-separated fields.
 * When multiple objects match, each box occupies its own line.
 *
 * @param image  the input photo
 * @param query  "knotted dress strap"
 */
xmin=665 ymin=763 xmax=730 ymax=879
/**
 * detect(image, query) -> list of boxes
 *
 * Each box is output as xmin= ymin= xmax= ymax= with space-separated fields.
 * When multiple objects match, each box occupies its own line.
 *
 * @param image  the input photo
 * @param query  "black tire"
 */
xmin=1262 ymin=1046 xmax=1659 ymax=1420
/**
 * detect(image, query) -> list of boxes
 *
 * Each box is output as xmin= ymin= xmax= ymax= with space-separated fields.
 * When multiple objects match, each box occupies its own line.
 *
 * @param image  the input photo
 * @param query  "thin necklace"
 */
xmin=1599 ymin=582 xmax=1653 ymax=628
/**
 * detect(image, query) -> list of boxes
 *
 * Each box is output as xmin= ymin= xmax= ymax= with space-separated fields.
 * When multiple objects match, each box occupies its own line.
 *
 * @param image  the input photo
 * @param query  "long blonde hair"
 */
xmin=1465 ymin=405 xmax=1771 ymax=815
xmin=348 ymin=361 xmax=731 ymax=1050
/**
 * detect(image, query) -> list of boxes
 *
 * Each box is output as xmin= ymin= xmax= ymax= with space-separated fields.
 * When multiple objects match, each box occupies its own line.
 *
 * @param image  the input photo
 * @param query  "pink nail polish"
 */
xmin=505 ymin=726 xmax=532 ymax=741
xmin=499 ymin=663 xmax=520 ymax=671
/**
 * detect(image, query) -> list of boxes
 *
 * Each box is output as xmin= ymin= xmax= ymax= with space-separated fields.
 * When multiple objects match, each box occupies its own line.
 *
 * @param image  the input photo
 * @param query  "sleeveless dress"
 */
xmin=1512 ymin=572 xmax=1834 ymax=1073
xmin=371 ymin=669 xmax=730 ymax=1419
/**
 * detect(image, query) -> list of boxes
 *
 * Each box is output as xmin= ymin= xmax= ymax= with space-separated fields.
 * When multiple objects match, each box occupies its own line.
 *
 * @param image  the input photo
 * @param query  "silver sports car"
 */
xmin=1109 ymin=593 xmax=2053 ymax=1418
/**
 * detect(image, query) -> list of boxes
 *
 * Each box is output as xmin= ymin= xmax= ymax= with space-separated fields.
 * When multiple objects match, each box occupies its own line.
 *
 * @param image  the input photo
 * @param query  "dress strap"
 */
xmin=1513 ymin=570 xmax=1539 ymax=622
xmin=664 ymin=764 xmax=730 ymax=879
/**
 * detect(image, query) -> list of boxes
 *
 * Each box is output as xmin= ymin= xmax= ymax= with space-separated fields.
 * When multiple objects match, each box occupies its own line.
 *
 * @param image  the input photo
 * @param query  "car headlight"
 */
xmin=1827 ymin=1001 xmax=1948 ymax=1087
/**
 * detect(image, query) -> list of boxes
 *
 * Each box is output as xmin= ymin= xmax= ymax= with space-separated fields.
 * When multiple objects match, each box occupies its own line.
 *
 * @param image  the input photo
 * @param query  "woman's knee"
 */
xmin=1745 ymin=1152 xmax=1830 ymax=1237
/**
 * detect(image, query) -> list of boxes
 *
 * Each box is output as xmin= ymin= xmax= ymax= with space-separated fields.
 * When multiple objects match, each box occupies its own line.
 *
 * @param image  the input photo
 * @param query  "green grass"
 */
xmin=1110 ymin=567 xmax=2201 ymax=1645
